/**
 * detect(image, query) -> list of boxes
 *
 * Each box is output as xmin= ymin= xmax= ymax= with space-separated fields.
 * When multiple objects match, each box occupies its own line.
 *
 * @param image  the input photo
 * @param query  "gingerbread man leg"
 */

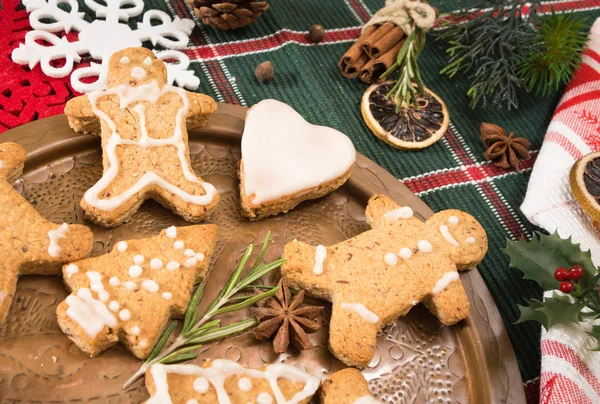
xmin=329 ymin=302 xmax=379 ymax=368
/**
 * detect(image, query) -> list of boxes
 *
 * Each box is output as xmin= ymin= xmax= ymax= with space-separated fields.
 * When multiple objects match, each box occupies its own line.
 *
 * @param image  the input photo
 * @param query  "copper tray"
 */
xmin=0 ymin=104 xmax=525 ymax=403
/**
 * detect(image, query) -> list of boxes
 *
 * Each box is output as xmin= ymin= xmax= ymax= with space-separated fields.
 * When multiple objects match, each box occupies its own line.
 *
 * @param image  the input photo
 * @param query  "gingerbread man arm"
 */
xmin=364 ymin=193 xmax=405 ymax=229
xmin=64 ymin=95 xmax=101 ymax=135
xmin=185 ymin=91 xmax=218 ymax=129
xmin=281 ymin=240 xmax=333 ymax=301
xmin=0 ymin=142 xmax=27 ymax=183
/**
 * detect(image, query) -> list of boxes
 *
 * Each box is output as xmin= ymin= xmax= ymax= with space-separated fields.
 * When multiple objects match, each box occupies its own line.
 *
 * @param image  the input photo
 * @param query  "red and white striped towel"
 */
xmin=521 ymin=18 xmax=600 ymax=404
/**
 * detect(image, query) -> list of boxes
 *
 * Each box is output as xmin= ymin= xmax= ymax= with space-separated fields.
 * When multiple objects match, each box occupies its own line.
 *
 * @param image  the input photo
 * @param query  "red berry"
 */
xmin=560 ymin=281 xmax=574 ymax=294
xmin=569 ymin=265 xmax=584 ymax=281
xmin=554 ymin=267 xmax=569 ymax=281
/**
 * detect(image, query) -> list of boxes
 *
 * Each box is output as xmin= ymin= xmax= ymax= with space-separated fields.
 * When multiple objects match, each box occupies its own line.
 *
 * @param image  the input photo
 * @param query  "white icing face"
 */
xmin=166 ymin=261 xmax=180 ymax=271
xmin=174 ymin=240 xmax=184 ymax=250
xmin=439 ymin=225 xmax=459 ymax=246
xmin=65 ymin=264 xmax=79 ymax=278
xmin=384 ymin=252 xmax=398 ymax=266
xmin=131 ymin=66 xmax=147 ymax=80
xmin=150 ymin=258 xmax=163 ymax=269
xmin=340 ymin=302 xmax=379 ymax=324
xmin=417 ymin=240 xmax=433 ymax=253
xmin=448 ymin=215 xmax=459 ymax=225
xmin=117 ymin=241 xmax=128 ymax=252
xmin=134 ymin=254 xmax=145 ymax=265
xmin=48 ymin=223 xmax=69 ymax=257
xmin=313 ymin=245 xmax=327 ymax=275
xmin=128 ymin=265 xmax=143 ymax=278
xmin=241 ymin=99 xmax=356 ymax=205
xmin=398 ymin=247 xmax=412 ymax=260
xmin=383 ymin=206 xmax=414 ymax=222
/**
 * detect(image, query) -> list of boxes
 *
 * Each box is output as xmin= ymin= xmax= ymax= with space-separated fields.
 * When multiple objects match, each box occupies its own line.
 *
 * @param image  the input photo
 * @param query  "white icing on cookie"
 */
xmin=340 ymin=302 xmax=379 ymax=324
xmin=313 ymin=245 xmax=327 ymax=275
xmin=162 ymin=292 xmax=172 ymax=300
xmin=120 ymin=56 xmax=130 ymax=64
xmin=151 ymin=258 xmax=163 ymax=269
xmin=65 ymin=264 xmax=79 ymax=278
xmin=129 ymin=265 xmax=143 ymax=278
xmin=131 ymin=325 xmax=140 ymax=336
xmin=384 ymin=253 xmax=398 ymax=266
xmin=119 ymin=309 xmax=131 ymax=321
xmin=417 ymin=240 xmax=433 ymax=253
xmin=241 ymin=99 xmax=356 ymax=205
xmin=124 ymin=281 xmax=138 ymax=291
xmin=109 ymin=276 xmax=120 ymax=286
xmin=195 ymin=252 xmax=205 ymax=261
xmin=411 ymin=300 xmax=419 ymax=306
xmin=108 ymin=301 xmax=120 ymax=312
xmin=257 ymin=392 xmax=273 ymax=404
xmin=193 ymin=377 xmax=209 ymax=393
xmin=85 ymin=83 xmax=217 ymax=212
xmin=238 ymin=377 xmax=252 ymax=392
xmin=174 ymin=240 xmax=184 ymax=250
xmin=134 ymin=254 xmax=145 ymax=265
xmin=448 ymin=215 xmax=459 ymax=225
xmin=383 ymin=206 xmax=413 ymax=222
xmin=142 ymin=280 xmax=159 ymax=293
xmin=353 ymin=395 xmax=382 ymax=404
xmin=184 ymin=248 xmax=195 ymax=257
xmin=131 ymin=66 xmax=147 ymax=80
xmin=432 ymin=272 xmax=459 ymax=294
xmin=147 ymin=360 xmax=320 ymax=404
xmin=143 ymin=56 xmax=153 ymax=66
xmin=166 ymin=226 xmax=177 ymax=238
xmin=65 ymin=288 xmax=117 ymax=337
xmin=140 ymin=339 xmax=148 ymax=348
xmin=439 ymin=225 xmax=459 ymax=246
xmin=398 ymin=247 xmax=412 ymax=260
xmin=186 ymin=400 xmax=198 ymax=404
xmin=166 ymin=261 xmax=180 ymax=271
xmin=87 ymin=272 xmax=109 ymax=302
xmin=466 ymin=236 xmax=476 ymax=245
xmin=48 ymin=223 xmax=69 ymax=257
xmin=184 ymin=257 xmax=197 ymax=268
xmin=117 ymin=241 xmax=128 ymax=252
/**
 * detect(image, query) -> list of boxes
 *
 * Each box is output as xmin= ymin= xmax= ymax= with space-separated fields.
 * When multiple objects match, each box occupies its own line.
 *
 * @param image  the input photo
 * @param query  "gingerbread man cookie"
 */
xmin=282 ymin=194 xmax=488 ymax=367
xmin=65 ymin=47 xmax=219 ymax=228
xmin=0 ymin=142 xmax=93 ymax=324
xmin=145 ymin=359 xmax=320 ymax=404
xmin=319 ymin=368 xmax=380 ymax=404
xmin=56 ymin=224 xmax=217 ymax=358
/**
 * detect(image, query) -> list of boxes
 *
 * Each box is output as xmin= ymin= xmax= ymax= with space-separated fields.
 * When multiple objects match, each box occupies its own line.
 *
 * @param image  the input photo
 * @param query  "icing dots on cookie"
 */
xmin=383 ymin=206 xmax=413 ymax=222
xmin=257 ymin=392 xmax=273 ymax=404
xmin=439 ymin=225 xmax=459 ymax=246
xmin=162 ymin=292 xmax=172 ymax=300
xmin=128 ymin=265 xmax=143 ymax=278
xmin=448 ymin=215 xmax=459 ymax=225
xmin=398 ymin=247 xmax=412 ymax=260
xmin=150 ymin=258 xmax=163 ymax=269
xmin=65 ymin=264 xmax=79 ymax=278
xmin=417 ymin=240 xmax=433 ymax=253
xmin=119 ymin=309 xmax=131 ymax=321
xmin=65 ymin=288 xmax=117 ymax=337
xmin=184 ymin=258 xmax=197 ymax=268
xmin=193 ymin=377 xmax=209 ymax=393
xmin=173 ymin=240 xmax=184 ymax=250
xmin=166 ymin=261 xmax=180 ymax=271
xmin=143 ymin=56 xmax=152 ymax=66
xmin=117 ymin=241 xmax=128 ymax=252
xmin=120 ymin=56 xmax=130 ymax=64
xmin=133 ymin=254 xmax=145 ymax=265
xmin=166 ymin=226 xmax=177 ymax=239
xmin=313 ymin=245 xmax=327 ymax=275
xmin=124 ymin=281 xmax=138 ymax=291
xmin=432 ymin=272 xmax=459 ymax=294
xmin=340 ymin=302 xmax=379 ymax=324
xmin=195 ymin=252 xmax=205 ymax=261
xmin=142 ymin=280 xmax=159 ymax=293
xmin=238 ymin=377 xmax=252 ymax=392
xmin=384 ymin=253 xmax=398 ymax=266
xmin=184 ymin=249 xmax=195 ymax=257
xmin=466 ymin=236 xmax=476 ymax=245
xmin=131 ymin=325 xmax=140 ymax=336
xmin=108 ymin=301 xmax=120 ymax=312
xmin=109 ymin=276 xmax=120 ymax=286
xmin=131 ymin=66 xmax=147 ymax=80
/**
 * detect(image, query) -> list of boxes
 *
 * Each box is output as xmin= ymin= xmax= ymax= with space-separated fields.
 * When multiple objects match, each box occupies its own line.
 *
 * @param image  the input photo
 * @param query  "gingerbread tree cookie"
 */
xmin=56 ymin=224 xmax=218 ymax=358
xmin=0 ymin=142 xmax=93 ymax=324
xmin=64 ymin=47 xmax=220 ymax=228
xmin=145 ymin=359 xmax=320 ymax=404
xmin=282 ymin=194 xmax=488 ymax=367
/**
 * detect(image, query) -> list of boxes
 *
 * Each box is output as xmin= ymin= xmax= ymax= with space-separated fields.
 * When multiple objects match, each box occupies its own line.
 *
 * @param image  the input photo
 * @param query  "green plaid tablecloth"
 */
xmin=4 ymin=0 xmax=600 ymax=401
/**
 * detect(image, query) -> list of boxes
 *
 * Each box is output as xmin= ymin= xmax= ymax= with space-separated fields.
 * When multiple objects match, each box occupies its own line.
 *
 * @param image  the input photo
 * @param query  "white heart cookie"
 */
xmin=241 ymin=99 xmax=356 ymax=205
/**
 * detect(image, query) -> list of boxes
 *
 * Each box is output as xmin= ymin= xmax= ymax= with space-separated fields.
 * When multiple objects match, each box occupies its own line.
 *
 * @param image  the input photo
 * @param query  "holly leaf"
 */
xmin=587 ymin=325 xmax=600 ymax=351
xmin=504 ymin=231 xmax=597 ymax=291
xmin=515 ymin=293 xmax=585 ymax=330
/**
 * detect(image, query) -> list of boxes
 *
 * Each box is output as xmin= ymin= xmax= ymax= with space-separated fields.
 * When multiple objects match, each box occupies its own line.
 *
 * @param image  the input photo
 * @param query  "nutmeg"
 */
xmin=308 ymin=24 xmax=325 ymax=43
xmin=255 ymin=61 xmax=274 ymax=83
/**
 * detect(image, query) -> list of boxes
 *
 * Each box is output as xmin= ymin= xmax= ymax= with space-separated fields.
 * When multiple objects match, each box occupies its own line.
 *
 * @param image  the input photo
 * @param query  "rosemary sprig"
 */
xmin=122 ymin=232 xmax=284 ymax=389
xmin=381 ymin=27 xmax=427 ymax=112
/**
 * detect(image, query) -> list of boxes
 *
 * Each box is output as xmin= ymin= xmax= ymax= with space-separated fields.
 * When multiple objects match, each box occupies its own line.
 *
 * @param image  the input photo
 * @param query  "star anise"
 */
xmin=481 ymin=122 xmax=531 ymax=170
xmin=250 ymin=279 xmax=323 ymax=353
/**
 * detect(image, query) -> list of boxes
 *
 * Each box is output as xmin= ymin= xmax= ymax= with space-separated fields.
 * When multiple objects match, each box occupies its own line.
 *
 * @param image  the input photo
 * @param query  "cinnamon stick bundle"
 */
xmin=338 ymin=21 xmax=405 ymax=83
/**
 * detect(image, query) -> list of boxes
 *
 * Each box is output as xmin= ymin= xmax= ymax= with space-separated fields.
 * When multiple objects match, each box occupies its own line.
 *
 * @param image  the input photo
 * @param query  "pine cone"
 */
xmin=189 ymin=0 xmax=270 ymax=31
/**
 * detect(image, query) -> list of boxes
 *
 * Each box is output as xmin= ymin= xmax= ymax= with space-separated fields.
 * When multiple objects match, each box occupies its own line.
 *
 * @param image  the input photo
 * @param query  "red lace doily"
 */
xmin=0 ymin=0 xmax=78 ymax=133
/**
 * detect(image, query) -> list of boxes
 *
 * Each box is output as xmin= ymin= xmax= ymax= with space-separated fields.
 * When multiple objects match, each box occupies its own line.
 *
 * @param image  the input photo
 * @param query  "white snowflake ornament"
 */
xmin=11 ymin=0 xmax=200 ymax=93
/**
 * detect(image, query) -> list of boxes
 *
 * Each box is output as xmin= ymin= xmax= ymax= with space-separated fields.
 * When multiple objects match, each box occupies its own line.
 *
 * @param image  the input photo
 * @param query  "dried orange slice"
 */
xmin=570 ymin=151 xmax=600 ymax=235
xmin=361 ymin=81 xmax=449 ymax=150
